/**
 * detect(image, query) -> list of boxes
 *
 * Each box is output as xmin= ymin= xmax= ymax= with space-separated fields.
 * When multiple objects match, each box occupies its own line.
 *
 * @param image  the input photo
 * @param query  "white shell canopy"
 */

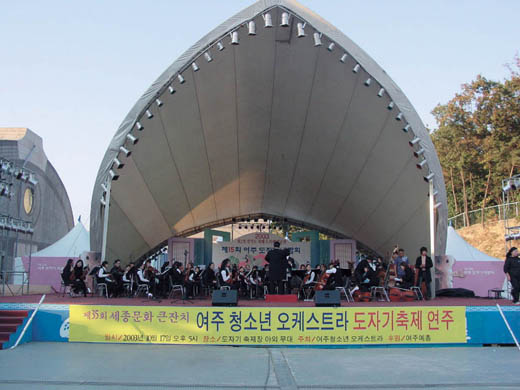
xmin=90 ymin=0 xmax=447 ymax=262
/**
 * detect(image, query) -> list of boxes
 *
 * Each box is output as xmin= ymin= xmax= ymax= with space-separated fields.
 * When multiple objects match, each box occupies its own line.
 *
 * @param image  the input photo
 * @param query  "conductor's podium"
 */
xmin=265 ymin=294 xmax=298 ymax=303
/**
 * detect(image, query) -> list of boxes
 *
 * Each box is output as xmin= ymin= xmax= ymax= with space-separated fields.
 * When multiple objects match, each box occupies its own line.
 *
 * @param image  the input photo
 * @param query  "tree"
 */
xmin=431 ymin=56 xmax=520 ymax=223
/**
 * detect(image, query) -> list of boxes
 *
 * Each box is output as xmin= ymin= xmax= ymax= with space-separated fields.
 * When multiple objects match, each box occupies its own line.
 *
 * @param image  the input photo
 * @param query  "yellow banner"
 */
xmin=69 ymin=305 xmax=466 ymax=345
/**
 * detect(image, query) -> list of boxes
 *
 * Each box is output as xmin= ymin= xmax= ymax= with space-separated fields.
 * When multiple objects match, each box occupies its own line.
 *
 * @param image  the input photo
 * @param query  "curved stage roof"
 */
xmin=90 ymin=0 xmax=447 ymax=262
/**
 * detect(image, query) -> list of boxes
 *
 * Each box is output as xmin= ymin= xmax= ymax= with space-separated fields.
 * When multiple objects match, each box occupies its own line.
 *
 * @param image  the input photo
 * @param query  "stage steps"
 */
xmin=0 ymin=310 xmax=29 ymax=350
xmin=265 ymin=294 xmax=298 ymax=303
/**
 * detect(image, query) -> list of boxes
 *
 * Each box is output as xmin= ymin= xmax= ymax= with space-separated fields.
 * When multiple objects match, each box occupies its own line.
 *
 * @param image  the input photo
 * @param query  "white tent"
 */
xmin=29 ymin=221 xmax=90 ymax=258
xmin=445 ymin=226 xmax=507 ymax=297
xmin=14 ymin=222 xmax=90 ymax=288
xmin=446 ymin=226 xmax=502 ymax=262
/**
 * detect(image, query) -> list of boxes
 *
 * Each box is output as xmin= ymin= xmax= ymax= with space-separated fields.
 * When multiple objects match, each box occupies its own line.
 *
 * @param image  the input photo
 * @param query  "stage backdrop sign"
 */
xmin=212 ymin=233 xmax=310 ymax=268
xmin=70 ymin=305 xmax=466 ymax=346
xmin=21 ymin=256 xmax=75 ymax=292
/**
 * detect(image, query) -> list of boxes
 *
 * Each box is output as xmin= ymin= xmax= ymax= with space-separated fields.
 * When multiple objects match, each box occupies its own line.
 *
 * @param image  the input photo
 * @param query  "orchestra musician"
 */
xmin=265 ymin=241 xmax=290 ymax=295
xmin=137 ymin=260 xmax=155 ymax=298
xmin=97 ymin=261 xmax=117 ymax=297
xmin=299 ymin=264 xmax=316 ymax=299
xmin=415 ymin=247 xmax=433 ymax=300
xmin=202 ymin=263 xmax=218 ymax=291
xmin=61 ymin=258 xmax=73 ymax=288
xmin=70 ymin=259 xmax=88 ymax=297
xmin=395 ymin=262 xmax=414 ymax=289
xmin=184 ymin=262 xmax=195 ymax=299
xmin=110 ymin=259 xmax=124 ymax=297
xmin=248 ymin=265 xmax=264 ymax=299
xmin=354 ymin=257 xmax=379 ymax=292
xmin=220 ymin=259 xmax=239 ymax=290
xmin=314 ymin=264 xmax=330 ymax=291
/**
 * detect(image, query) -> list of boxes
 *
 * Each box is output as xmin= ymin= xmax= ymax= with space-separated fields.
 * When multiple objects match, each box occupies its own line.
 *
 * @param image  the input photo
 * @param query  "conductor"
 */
xmin=265 ymin=241 xmax=290 ymax=295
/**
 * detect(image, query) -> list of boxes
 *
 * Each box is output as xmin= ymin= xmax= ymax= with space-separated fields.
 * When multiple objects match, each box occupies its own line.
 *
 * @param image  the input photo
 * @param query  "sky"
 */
xmin=1 ymin=0 xmax=519 ymax=228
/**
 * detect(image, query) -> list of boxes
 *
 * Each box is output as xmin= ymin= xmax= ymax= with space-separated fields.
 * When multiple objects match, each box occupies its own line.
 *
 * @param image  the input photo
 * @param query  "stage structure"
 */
xmin=0 ymin=128 xmax=74 ymax=286
xmin=90 ymin=0 xmax=448 ymax=263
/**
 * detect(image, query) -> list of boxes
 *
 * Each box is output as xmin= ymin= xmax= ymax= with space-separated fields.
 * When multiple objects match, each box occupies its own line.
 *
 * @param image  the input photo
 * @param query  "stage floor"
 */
xmin=0 ymin=293 xmax=515 ymax=307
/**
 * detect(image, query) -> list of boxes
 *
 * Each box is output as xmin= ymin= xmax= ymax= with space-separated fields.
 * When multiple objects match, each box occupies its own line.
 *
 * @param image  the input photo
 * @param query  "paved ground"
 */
xmin=1 ymin=343 xmax=519 ymax=389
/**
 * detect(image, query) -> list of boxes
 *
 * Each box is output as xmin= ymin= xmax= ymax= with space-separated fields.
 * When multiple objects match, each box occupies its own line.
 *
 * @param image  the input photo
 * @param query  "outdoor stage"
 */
xmin=1 ymin=293 xmax=520 ymax=350
xmin=0 ymin=293 xmax=517 ymax=307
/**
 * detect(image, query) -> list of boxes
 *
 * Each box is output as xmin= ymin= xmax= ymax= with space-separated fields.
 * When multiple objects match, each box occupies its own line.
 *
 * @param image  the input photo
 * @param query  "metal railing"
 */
xmin=448 ymin=201 xmax=520 ymax=229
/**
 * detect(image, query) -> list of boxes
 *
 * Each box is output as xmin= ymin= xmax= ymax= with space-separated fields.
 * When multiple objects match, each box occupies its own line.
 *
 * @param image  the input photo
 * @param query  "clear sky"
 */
xmin=1 ymin=0 xmax=519 ymax=228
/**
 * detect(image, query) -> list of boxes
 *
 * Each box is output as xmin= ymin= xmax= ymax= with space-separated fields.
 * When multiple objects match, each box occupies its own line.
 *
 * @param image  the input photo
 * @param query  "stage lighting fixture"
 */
xmin=204 ymin=52 xmax=212 ymax=62
xmin=168 ymin=85 xmax=176 ymax=94
xmin=424 ymin=172 xmax=435 ymax=182
xmin=146 ymin=110 xmax=153 ymax=119
xmin=263 ymin=13 xmax=273 ymax=28
xmin=15 ymin=169 xmax=23 ymax=180
xmin=20 ymin=172 xmax=29 ymax=182
xmin=403 ymin=124 xmax=411 ymax=132
xmin=297 ymin=23 xmax=305 ymax=37
xmin=328 ymin=42 xmax=335 ymax=51
xmin=506 ymin=233 xmax=520 ymax=241
xmin=387 ymin=102 xmax=394 ymax=110
xmin=378 ymin=88 xmax=385 ymax=97
xmin=1 ymin=161 xmax=9 ymax=173
xmin=416 ymin=160 xmax=427 ymax=170
xmin=230 ymin=31 xmax=239 ymax=45
xmin=340 ymin=53 xmax=348 ymax=63
xmin=217 ymin=42 xmax=225 ymax=51
xmin=120 ymin=146 xmax=131 ymax=157
xmin=155 ymin=99 xmax=163 ymax=107
xmin=136 ymin=122 xmax=143 ymax=131
xmin=280 ymin=12 xmax=289 ymax=26
xmin=364 ymin=78 xmax=371 ymax=86
xmin=28 ymin=173 xmax=38 ymax=186
xmin=100 ymin=197 xmax=106 ymax=206
xmin=353 ymin=64 xmax=360 ymax=73
xmin=409 ymin=137 xmax=420 ymax=147
xmin=433 ymin=190 xmax=439 ymax=197
xmin=192 ymin=62 xmax=199 ymax=72
xmin=414 ymin=148 xmax=425 ymax=158
xmin=248 ymin=21 xmax=256 ymax=35
xmin=434 ymin=202 xmax=442 ymax=209
xmin=113 ymin=157 xmax=124 ymax=169
xmin=126 ymin=133 xmax=138 ymax=145
xmin=178 ymin=74 xmax=185 ymax=84
xmin=396 ymin=113 xmax=403 ymax=121
xmin=0 ymin=217 xmax=5 ymax=229
xmin=101 ymin=182 xmax=108 ymax=193
xmin=109 ymin=170 xmax=119 ymax=181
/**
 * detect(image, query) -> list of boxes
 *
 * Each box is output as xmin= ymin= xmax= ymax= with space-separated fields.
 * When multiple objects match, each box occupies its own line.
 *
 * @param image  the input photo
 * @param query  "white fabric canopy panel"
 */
xmin=90 ymin=0 xmax=448 ymax=263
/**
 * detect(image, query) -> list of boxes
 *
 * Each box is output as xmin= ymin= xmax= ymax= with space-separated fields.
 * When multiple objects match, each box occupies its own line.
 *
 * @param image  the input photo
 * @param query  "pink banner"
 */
xmin=21 ymin=256 xmax=76 ymax=291
xmin=452 ymin=261 xmax=505 ymax=297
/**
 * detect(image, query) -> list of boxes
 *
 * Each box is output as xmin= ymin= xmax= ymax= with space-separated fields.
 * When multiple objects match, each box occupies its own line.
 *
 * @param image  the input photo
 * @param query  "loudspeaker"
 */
xmin=212 ymin=290 xmax=238 ymax=306
xmin=314 ymin=290 xmax=340 ymax=307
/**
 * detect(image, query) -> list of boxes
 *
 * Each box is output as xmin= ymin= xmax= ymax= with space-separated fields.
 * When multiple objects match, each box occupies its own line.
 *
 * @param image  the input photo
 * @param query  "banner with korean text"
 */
xmin=69 ymin=305 xmax=466 ymax=345
xmin=212 ymin=232 xmax=310 ymax=268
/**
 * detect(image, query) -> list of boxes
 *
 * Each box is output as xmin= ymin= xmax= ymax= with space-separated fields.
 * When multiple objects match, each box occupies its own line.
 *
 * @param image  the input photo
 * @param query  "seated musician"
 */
xmin=299 ymin=264 xmax=316 ymax=299
xmin=220 ymin=259 xmax=239 ymax=289
xmin=262 ymin=264 xmax=270 ymax=287
xmin=70 ymin=259 xmax=88 ymax=297
xmin=137 ymin=260 xmax=154 ymax=298
xmin=395 ymin=262 xmax=414 ymax=289
xmin=97 ymin=261 xmax=116 ymax=297
xmin=110 ymin=259 xmax=124 ymax=297
xmin=238 ymin=266 xmax=249 ymax=296
xmin=354 ymin=259 xmax=379 ymax=292
xmin=323 ymin=261 xmax=340 ymax=290
xmin=248 ymin=265 xmax=263 ymax=299
xmin=193 ymin=265 xmax=203 ymax=296
xmin=184 ymin=262 xmax=196 ymax=299
xmin=202 ymin=262 xmax=218 ymax=290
